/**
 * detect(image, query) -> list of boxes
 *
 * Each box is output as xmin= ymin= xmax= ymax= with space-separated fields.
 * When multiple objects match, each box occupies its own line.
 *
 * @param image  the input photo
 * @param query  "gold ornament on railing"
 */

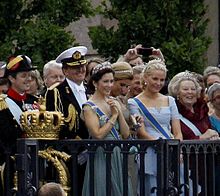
xmin=20 ymin=97 xmax=64 ymax=139
xmin=38 ymin=147 xmax=71 ymax=195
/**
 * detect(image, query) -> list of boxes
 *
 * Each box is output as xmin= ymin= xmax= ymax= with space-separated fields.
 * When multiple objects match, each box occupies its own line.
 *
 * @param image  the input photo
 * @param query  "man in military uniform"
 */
xmin=45 ymin=46 xmax=89 ymax=139
xmin=45 ymin=46 xmax=89 ymax=195
xmin=0 ymin=55 xmax=37 ymax=195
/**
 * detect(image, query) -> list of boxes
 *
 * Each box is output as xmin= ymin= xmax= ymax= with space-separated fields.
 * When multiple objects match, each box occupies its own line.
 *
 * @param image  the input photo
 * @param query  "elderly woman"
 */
xmin=168 ymin=71 xmax=219 ymax=140
xmin=208 ymin=83 xmax=220 ymax=132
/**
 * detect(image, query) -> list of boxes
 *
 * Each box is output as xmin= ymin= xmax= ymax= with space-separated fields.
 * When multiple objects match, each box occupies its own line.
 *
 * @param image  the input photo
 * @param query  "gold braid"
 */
xmin=64 ymin=104 xmax=78 ymax=131
xmin=0 ymin=94 xmax=8 ymax=110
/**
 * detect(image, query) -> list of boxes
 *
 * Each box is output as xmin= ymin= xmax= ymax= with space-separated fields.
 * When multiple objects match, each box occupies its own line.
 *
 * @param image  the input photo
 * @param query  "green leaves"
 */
xmin=89 ymin=0 xmax=211 ymax=78
xmin=0 ymin=0 xmax=93 ymax=70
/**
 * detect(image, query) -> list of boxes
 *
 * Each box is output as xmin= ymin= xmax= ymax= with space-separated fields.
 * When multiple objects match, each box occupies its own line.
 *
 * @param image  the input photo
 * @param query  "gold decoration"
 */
xmin=65 ymin=87 xmax=70 ymax=94
xmin=20 ymin=97 xmax=64 ymax=139
xmin=38 ymin=147 xmax=71 ymax=196
xmin=66 ymin=59 xmax=87 ymax=66
xmin=7 ymin=56 xmax=23 ymax=69
xmin=0 ymin=162 xmax=5 ymax=193
xmin=72 ymin=51 xmax=81 ymax=60
xmin=12 ymin=171 xmax=18 ymax=192
xmin=65 ymin=104 xmax=78 ymax=131
xmin=0 ymin=94 xmax=8 ymax=110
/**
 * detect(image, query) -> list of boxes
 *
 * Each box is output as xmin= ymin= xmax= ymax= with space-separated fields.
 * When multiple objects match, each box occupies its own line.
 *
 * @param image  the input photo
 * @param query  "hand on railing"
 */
xmin=199 ymin=129 xmax=219 ymax=140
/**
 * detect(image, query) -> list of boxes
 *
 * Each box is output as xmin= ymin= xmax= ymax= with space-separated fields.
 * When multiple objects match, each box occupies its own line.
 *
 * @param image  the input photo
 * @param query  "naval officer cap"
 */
xmin=56 ymin=46 xmax=88 ymax=67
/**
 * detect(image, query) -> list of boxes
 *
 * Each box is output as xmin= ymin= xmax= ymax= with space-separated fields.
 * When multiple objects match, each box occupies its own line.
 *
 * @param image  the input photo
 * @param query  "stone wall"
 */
xmin=205 ymin=0 xmax=219 ymax=66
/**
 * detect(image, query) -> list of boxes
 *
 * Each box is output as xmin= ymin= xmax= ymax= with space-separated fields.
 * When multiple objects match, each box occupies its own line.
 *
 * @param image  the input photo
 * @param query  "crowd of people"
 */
xmin=0 ymin=44 xmax=220 ymax=195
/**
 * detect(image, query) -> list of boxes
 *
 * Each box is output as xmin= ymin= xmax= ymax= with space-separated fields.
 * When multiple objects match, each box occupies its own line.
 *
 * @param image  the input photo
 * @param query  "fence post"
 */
xmin=164 ymin=139 xmax=180 ymax=195
xmin=16 ymin=139 xmax=39 ymax=196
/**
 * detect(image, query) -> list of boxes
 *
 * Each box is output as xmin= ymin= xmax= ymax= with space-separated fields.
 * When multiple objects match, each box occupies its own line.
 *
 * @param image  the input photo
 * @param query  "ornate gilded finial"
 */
xmin=20 ymin=97 xmax=64 ymax=139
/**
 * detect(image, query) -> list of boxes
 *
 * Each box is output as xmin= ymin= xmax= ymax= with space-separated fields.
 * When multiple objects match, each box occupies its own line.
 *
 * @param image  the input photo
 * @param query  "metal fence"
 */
xmin=1 ymin=138 xmax=220 ymax=196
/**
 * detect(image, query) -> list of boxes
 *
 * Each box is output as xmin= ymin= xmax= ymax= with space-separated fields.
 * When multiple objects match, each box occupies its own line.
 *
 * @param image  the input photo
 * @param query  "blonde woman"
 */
xmin=128 ymin=59 xmax=182 ymax=195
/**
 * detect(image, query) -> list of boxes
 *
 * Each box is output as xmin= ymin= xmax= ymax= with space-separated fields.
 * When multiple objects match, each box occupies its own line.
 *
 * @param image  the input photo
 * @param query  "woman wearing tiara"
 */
xmin=128 ymin=59 xmax=182 ymax=195
xmin=81 ymin=62 xmax=134 ymax=196
xmin=168 ymin=71 xmax=219 ymax=194
xmin=168 ymin=71 xmax=219 ymax=140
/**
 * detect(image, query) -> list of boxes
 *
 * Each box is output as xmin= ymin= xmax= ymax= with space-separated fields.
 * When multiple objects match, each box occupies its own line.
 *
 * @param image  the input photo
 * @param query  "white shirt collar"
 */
xmin=66 ymin=78 xmax=85 ymax=92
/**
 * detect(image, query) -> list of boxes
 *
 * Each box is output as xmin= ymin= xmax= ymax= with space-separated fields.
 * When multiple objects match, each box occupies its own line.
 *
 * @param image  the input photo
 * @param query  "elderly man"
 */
xmin=45 ymin=46 xmax=89 ymax=196
xmin=43 ymin=60 xmax=65 ymax=88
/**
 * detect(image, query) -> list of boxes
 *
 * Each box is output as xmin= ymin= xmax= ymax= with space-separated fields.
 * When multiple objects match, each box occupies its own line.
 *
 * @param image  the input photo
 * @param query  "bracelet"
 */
xmin=108 ymin=119 xmax=115 ymax=126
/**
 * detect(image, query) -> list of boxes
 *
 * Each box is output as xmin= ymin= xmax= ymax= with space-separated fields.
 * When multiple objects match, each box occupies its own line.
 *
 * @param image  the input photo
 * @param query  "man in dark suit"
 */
xmin=45 ymin=46 xmax=89 ymax=195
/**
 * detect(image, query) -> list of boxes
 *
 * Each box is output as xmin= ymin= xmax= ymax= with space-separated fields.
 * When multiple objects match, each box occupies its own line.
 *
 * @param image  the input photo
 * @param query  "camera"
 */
xmin=137 ymin=48 xmax=153 ymax=56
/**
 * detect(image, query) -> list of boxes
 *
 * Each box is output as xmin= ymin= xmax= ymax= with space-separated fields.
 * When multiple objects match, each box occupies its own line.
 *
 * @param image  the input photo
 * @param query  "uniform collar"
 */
xmin=66 ymin=78 xmax=85 ymax=92
xmin=7 ymin=87 xmax=27 ymax=101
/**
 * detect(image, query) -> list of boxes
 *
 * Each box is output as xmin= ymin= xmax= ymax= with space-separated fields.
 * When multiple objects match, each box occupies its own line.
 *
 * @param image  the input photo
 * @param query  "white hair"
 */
xmin=43 ymin=60 xmax=62 ymax=78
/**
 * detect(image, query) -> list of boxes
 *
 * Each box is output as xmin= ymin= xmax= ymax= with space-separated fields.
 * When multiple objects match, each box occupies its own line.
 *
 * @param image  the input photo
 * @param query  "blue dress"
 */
xmin=82 ymin=102 xmax=133 ymax=196
xmin=209 ymin=115 xmax=220 ymax=133
xmin=128 ymin=96 xmax=180 ymax=195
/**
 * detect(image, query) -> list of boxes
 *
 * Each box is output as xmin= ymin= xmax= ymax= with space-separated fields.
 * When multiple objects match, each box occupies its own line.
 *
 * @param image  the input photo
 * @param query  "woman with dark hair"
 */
xmin=82 ymin=62 xmax=133 ymax=196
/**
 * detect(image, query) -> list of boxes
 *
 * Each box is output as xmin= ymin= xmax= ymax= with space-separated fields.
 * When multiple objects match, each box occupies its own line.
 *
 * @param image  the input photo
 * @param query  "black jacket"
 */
xmin=45 ymin=80 xmax=89 ymax=139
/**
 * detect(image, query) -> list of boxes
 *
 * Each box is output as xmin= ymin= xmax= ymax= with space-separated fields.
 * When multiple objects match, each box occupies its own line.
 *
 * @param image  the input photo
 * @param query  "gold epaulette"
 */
xmin=48 ymin=82 xmax=60 ymax=91
xmin=0 ymin=94 xmax=8 ymax=111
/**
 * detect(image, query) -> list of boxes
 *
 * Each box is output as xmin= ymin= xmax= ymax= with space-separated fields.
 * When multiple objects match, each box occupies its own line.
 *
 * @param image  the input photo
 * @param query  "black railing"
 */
xmin=1 ymin=139 xmax=220 ymax=196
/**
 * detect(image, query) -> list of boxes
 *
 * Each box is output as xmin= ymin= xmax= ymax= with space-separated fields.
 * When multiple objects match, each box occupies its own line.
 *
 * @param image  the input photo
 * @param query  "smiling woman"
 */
xmin=81 ymin=62 xmax=133 ymax=196
xmin=128 ymin=59 xmax=182 ymax=196
xmin=168 ymin=71 xmax=219 ymax=140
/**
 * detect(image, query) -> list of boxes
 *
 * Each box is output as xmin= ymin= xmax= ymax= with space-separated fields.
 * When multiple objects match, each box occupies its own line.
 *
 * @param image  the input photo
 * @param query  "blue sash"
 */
xmin=133 ymin=98 xmax=171 ymax=139
xmin=85 ymin=101 xmax=120 ymax=140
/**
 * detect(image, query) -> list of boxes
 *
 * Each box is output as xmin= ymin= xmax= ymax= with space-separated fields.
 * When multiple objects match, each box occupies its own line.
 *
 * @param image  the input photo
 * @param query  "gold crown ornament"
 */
xmin=20 ymin=97 xmax=64 ymax=139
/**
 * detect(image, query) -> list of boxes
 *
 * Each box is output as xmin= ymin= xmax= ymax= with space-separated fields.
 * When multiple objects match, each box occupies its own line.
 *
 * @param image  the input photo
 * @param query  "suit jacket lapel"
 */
xmin=59 ymin=80 xmax=81 ymax=112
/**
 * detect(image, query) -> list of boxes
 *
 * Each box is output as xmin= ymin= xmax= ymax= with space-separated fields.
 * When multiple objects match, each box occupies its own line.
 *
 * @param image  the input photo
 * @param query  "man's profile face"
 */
xmin=9 ymin=71 xmax=31 ymax=93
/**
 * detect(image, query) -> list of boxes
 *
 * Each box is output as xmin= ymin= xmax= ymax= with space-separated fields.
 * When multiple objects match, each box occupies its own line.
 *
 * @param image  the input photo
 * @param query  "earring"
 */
xmin=144 ymin=82 xmax=147 ymax=86
xmin=177 ymin=95 xmax=180 ymax=100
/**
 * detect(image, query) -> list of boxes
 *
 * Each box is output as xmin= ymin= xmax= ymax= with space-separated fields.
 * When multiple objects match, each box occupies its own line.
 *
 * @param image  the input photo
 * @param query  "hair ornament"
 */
xmin=92 ymin=62 xmax=112 ymax=75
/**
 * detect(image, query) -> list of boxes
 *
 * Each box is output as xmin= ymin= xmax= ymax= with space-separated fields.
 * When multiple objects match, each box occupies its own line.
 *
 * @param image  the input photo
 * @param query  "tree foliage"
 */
xmin=89 ymin=0 xmax=211 ymax=77
xmin=0 ymin=0 xmax=93 ymax=70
